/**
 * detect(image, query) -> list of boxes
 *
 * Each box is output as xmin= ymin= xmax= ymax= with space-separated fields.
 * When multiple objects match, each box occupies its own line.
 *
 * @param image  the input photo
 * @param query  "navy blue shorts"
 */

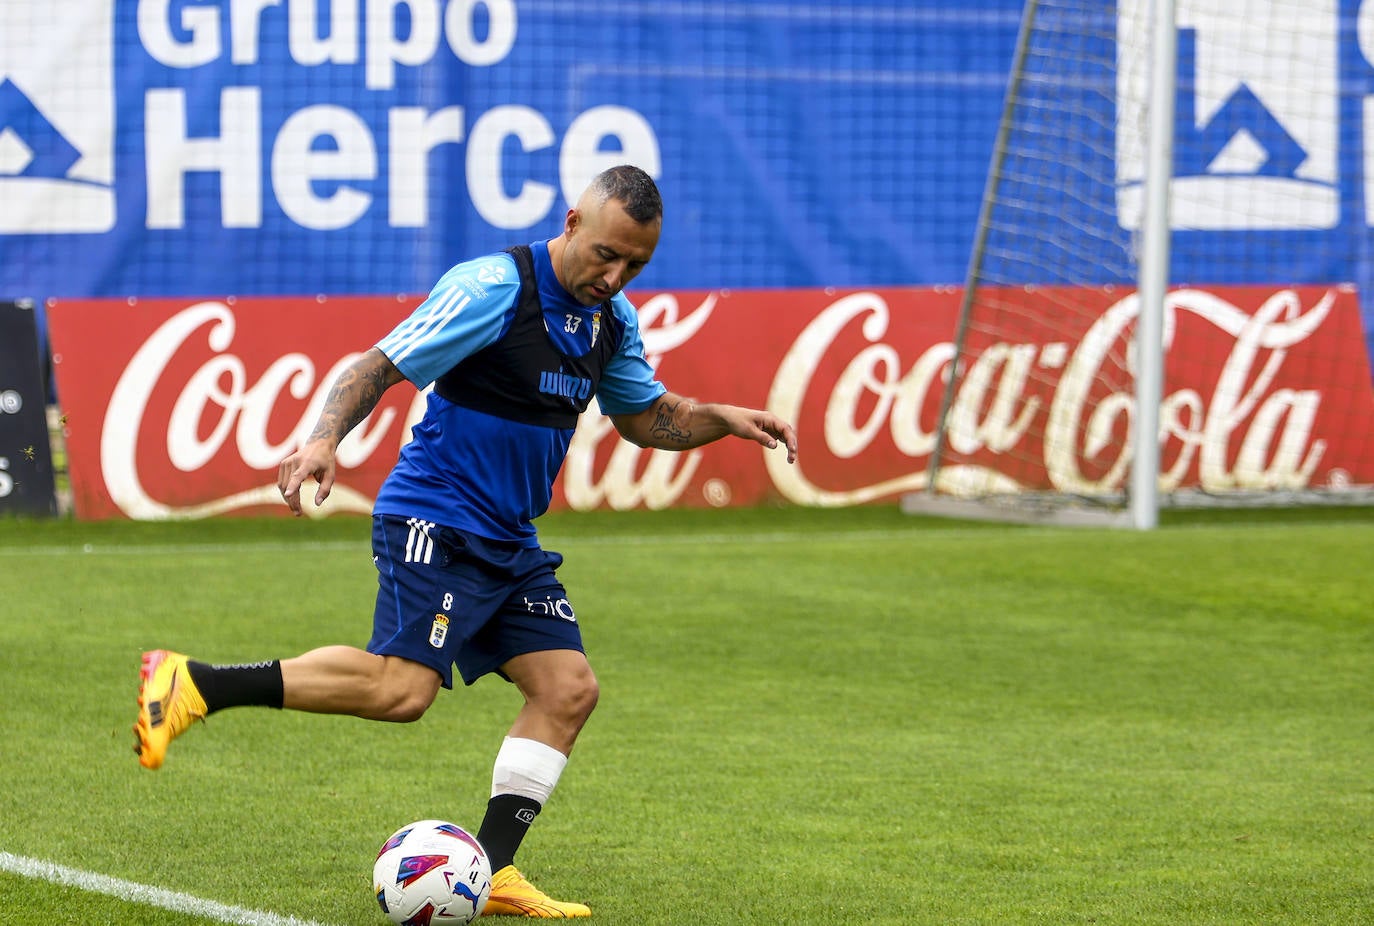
xmin=367 ymin=515 xmax=583 ymax=688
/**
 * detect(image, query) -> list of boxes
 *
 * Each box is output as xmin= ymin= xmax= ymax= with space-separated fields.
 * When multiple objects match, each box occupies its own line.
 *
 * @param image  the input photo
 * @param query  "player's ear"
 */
xmin=564 ymin=208 xmax=580 ymax=237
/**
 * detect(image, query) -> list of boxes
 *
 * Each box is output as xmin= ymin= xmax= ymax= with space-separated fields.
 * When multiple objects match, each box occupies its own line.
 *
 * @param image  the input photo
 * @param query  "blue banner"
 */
xmin=1 ymin=1 xmax=1372 ymax=363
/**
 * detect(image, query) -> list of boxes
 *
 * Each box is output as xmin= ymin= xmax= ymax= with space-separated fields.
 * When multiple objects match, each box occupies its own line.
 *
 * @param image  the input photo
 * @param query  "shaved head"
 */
xmin=549 ymin=166 xmax=663 ymax=306
xmin=580 ymin=165 xmax=663 ymax=224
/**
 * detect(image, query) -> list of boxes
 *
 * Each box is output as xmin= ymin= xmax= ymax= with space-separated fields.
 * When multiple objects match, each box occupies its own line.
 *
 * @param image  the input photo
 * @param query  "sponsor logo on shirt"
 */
xmin=458 ymin=260 xmax=509 ymax=299
xmin=539 ymin=370 xmax=592 ymax=401
xmin=476 ymin=262 xmax=508 ymax=286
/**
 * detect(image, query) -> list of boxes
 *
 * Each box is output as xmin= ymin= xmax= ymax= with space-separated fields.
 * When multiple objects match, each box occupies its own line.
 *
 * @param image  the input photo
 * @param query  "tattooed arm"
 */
xmin=277 ymin=347 xmax=407 ymax=516
xmin=610 ymin=391 xmax=798 ymax=463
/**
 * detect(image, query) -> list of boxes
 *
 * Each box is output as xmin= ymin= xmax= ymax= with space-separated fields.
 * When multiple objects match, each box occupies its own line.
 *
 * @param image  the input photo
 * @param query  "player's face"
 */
xmin=560 ymin=198 xmax=660 ymax=306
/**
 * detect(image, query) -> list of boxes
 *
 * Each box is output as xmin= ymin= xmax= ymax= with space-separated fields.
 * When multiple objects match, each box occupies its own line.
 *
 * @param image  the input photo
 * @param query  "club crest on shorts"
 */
xmin=428 ymin=614 xmax=449 ymax=648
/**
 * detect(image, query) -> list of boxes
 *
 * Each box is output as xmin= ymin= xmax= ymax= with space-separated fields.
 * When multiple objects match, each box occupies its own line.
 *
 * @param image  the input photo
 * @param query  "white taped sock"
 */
xmin=490 ymin=736 xmax=568 ymax=804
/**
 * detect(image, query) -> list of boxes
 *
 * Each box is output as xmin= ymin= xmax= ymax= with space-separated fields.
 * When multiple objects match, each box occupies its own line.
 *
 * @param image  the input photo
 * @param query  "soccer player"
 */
xmin=133 ymin=165 xmax=798 ymax=918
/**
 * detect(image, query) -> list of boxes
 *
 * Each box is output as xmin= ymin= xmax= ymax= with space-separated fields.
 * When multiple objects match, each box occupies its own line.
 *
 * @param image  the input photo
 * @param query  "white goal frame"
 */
xmin=907 ymin=0 xmax=1174 ymax=530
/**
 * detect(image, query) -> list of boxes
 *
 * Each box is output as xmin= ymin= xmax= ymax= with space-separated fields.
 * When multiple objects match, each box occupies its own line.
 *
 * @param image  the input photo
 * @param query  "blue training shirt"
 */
xmin=372 ymin=240 xmax=666 ymax=544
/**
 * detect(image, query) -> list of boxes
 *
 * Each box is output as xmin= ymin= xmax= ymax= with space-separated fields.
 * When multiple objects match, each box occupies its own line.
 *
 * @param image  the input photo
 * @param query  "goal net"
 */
xmin=905 ymin=0 xmax=1374 ymax=525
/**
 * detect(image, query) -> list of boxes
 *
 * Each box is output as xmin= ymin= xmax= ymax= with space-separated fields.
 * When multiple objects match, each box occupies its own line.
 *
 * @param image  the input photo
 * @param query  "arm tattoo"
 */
xmin=649 ymin=399 xmax=692 ymax=446
xmin=307 ymin=360 xmax=393 ymax=444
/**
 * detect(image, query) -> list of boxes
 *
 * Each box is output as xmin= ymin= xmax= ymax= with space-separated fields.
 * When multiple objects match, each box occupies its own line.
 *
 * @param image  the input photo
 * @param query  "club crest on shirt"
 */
xmin=429 ymin=614 xmax=449 ymax=648
xmin=590 ymin=310 xmax=601 ymax=347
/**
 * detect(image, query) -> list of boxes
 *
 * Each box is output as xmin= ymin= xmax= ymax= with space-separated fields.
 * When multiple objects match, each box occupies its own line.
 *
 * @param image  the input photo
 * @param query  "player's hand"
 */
xmin=728 ymin=407 xmax=798 ymax=464
xmin=277 ymin=440 xmax=337 ymax=517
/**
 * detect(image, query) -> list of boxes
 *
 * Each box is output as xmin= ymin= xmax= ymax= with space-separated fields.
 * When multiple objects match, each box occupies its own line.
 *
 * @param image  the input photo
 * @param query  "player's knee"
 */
xmin=577 ymin=674 xmax=601 ymax=720
xmin=393 ymin=704 xmax=428 ymax=723
xmin=381 ymin=691 xmax=433 ymax=723
xmin=555 ymin=672 xmax=600 ymax=727
xmin=374 ymin=659 xmax=440 ymax=722
xmin=507 ymin=652 xmax=599 ymax=731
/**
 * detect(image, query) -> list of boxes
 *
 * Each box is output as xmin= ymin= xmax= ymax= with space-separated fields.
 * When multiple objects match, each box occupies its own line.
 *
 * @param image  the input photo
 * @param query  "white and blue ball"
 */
xmin=373 ymin=820 xmax=492 ymax=925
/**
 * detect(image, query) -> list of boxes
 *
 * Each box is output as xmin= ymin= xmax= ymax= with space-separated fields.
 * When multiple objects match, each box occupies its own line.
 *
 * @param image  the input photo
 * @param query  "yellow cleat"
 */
xmin=133 ymin=650 xmax=207 ymax=770
xmin=481 ymin=866 xmax=590 ymax=918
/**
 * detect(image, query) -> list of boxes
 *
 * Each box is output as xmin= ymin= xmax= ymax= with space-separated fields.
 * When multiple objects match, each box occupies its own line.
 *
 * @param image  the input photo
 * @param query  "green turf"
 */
xmin=0 ymin=505 xmax=1370 ymax=924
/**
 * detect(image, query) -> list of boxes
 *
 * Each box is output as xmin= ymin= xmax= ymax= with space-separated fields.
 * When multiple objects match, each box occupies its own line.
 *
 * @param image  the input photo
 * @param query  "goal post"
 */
xmin=905 ymin=0 xmax=1374 ymax=526
xmin=1130 ymin=0 xmax=1177 ymax=530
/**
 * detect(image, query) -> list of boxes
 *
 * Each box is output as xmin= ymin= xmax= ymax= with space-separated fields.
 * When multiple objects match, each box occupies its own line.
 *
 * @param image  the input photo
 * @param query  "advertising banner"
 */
xmin=1 ymin=1 xmax=1372 ymax=374
xmin=47 ymin=286 xmax=1374 ymax=521
xmin=0 ymin=300 xmax=57 ymax=516
xmin=1 ymin=1 xmax=977 ymax=297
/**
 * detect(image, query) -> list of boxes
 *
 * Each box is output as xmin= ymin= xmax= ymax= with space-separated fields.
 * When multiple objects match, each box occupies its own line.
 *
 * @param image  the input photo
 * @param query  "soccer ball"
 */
xmin=373 ymin=820 xmax=492 ymax=925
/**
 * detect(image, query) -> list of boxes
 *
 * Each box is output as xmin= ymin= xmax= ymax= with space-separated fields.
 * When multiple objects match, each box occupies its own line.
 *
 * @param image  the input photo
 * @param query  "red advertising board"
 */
xmin=46 ymin=286 xmax=1374 ymax=520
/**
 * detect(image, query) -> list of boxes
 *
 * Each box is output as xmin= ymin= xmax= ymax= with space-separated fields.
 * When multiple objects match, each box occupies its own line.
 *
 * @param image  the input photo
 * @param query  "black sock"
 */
xmin=477 ymin=794 xmax=542 ymax=872
xmin=186 ymin=660 xmax=284 ymax=714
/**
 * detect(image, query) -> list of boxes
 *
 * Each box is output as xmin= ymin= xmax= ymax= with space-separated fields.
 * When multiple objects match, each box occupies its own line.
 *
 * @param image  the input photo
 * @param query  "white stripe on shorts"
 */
xmin=404 ymin=518 xmax=436 ymax=564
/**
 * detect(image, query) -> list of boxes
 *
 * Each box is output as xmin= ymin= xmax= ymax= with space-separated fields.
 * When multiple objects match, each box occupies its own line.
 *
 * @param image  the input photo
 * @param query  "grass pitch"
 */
xmin=0 ymin=504 xmax=1369 ymax=925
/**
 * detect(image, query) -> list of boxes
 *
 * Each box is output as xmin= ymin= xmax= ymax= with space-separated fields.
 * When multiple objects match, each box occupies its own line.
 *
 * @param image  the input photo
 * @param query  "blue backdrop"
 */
xmin=1 ymin=0 xmax=1371 ymax=364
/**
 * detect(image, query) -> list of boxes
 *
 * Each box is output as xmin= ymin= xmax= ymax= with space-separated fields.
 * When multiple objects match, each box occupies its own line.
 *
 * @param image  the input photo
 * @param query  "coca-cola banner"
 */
xmin=46 ymin=286 xmax=1374 ymax=520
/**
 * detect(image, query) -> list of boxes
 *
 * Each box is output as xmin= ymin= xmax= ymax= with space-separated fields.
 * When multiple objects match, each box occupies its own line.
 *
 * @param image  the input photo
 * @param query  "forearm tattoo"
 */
xmin=649 ymin=399 xmax=693 ymax=446
xmin=307 ymin=360 xmax=392 ymax=444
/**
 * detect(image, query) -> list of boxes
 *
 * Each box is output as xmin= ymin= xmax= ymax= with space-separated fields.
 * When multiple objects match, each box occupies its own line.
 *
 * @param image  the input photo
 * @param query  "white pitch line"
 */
xmin=0 ymin=852 xmax=337 ymax=926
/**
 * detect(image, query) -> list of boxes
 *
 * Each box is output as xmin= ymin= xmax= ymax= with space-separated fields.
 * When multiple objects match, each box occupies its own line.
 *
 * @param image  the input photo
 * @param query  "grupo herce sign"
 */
xmin=0 ymin=0 xmax=658 ymax=237
xmin=10 ymin=0 xmax=1374 ymax=362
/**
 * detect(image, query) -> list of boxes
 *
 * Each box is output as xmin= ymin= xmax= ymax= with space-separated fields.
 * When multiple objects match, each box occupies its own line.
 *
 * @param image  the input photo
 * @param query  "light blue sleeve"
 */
xmin=375 ymin=253 xmax=521 ymax=387
xmin=596 ymin=293 xmax=668 ymax=416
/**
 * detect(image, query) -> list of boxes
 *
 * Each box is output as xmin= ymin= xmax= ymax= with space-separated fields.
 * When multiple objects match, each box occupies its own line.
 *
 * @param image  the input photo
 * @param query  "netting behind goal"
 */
xmin=912 ymin=0 xmax=1374 ymax=521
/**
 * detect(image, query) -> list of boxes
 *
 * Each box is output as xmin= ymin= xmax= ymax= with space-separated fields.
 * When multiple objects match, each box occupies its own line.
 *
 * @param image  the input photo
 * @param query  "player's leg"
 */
xmin=502 ymin=648 xmax=600 ymax=754
xmin=478 ymin=650 xmax=598 ymax=918
xmin=282 ymin=648 xmax=441 ymax=721
xmin=136 ymin=515 xmax=455 ymax=770
xmin=133 ymin=648 xmax=443 ymax=769
xmin=134 ymin=647 xmax=284 ymax=770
